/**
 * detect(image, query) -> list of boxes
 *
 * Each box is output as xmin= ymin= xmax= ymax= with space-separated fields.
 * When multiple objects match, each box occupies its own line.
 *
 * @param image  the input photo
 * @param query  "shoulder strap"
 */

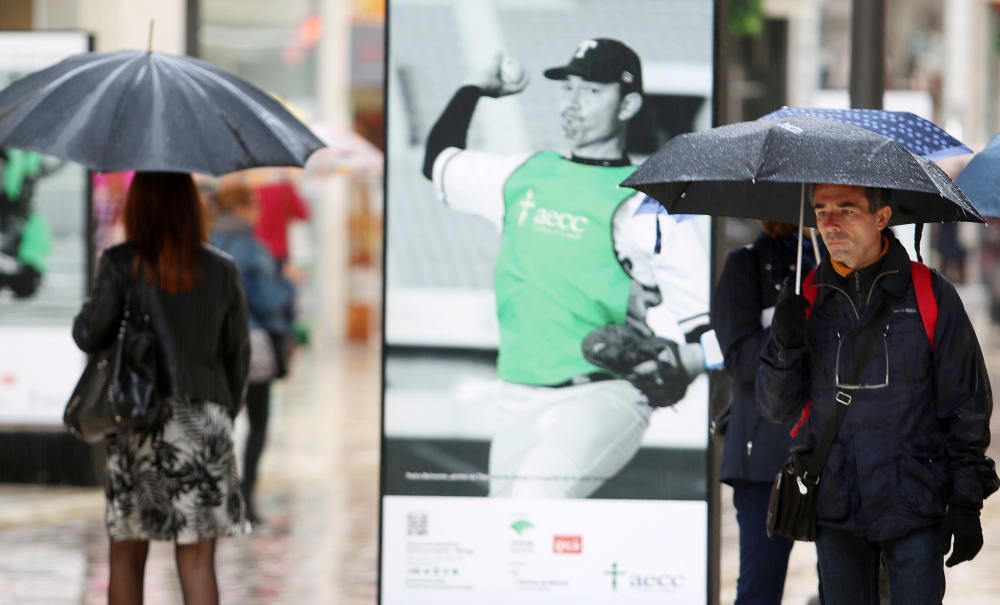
xmin=910 ymin=261 xmax=938 ymax=351
xmin=805 ymin=298 xmax=895 ymax=479
xmin=802 ymin=268 xmax=818 ymax=319
xmin=788 ymin=268 xmax=819 ymax=438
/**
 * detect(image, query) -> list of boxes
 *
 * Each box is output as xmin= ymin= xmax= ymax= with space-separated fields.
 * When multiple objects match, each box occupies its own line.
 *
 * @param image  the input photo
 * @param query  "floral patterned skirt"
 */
xmin=104 ymin=398 xmax=250 ymax=544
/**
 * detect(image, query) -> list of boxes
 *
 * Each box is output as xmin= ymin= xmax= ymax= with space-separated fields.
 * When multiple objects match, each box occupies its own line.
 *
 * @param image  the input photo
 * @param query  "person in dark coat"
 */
xmin=757 ymin=183 xmax=999 ymax=605
xmin=73 ymin=172 xmax=251 ymax=605
xmin=210 ymin=178 xmax=293 ymax=525
xmin=714 ymin=221 xmax=819 ymax=605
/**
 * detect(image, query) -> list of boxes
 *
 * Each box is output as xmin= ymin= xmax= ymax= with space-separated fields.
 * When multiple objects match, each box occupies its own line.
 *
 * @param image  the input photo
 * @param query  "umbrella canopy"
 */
xmin=955 ymin=133 xmax=1000 ymax=217
xmin=760 ymin=107 xmax=972 ymax=160
xmin=0 ymin=50 xmax=325 ymax=176
xmin=623 ymin=116 xmax=981 ymax=228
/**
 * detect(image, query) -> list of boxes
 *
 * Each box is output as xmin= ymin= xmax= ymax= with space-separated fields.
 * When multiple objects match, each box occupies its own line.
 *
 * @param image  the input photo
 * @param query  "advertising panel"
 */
xmin=382 ymin=1 xmax=715 ymax=601
xmin=0 ymin=32 xmax=92 ymax=427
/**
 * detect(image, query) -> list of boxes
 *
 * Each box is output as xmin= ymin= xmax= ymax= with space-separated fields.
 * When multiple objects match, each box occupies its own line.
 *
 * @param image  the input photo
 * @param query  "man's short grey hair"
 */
xmin=863 ymin=187 xmax=892 ymax=213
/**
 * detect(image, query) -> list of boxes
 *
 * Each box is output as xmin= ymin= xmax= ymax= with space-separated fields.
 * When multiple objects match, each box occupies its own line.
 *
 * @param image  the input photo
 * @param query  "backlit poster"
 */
xmin=382 ymin=2 xmax=716 ymax=602
xmin=0 ymin=32 xmax=92 ymax=428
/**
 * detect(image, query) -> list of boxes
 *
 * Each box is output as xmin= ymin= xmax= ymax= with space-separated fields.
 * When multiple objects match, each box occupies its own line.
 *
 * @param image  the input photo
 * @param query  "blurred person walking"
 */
xmin=714 ymin=222 xmax=820 ymax=605
xmin=210 ymin=178 xmax=293 ymax=525
xmin=73 ymin=172 xmax=251 ymax=605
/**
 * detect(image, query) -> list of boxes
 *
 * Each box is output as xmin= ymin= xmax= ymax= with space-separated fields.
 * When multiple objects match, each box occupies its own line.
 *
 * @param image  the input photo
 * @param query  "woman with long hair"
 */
xmin=73 ymin=171 xmax=251 ymax=605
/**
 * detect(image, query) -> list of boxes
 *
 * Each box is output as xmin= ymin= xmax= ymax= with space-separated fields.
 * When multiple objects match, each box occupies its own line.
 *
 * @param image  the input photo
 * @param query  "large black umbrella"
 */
xmin=623 ymin=116 xmax=980 ymax=227
xmin=0 ymin=50 xmax=325 ymax=176
xmin=622 ymin=115 xmax=981 ymax=289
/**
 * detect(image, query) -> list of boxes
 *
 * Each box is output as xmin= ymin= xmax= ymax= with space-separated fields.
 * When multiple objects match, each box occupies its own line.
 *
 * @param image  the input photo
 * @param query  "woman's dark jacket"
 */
xmin=72 ymin=242 xmax=250 ymax=417
xmin=715 ymin=232 xmax=816 ymax=484
xmin=757 ymin=234 xmax=998 ymax=541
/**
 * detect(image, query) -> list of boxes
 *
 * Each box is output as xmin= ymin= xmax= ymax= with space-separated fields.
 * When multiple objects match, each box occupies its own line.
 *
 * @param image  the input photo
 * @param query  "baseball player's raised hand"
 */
xmin=475 ymin=54 xmax=529 ymax=98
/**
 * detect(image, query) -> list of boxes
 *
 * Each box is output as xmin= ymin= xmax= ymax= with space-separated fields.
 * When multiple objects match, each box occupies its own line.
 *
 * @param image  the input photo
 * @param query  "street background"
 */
xmin=3 ymin=0 xmax=1000 ymax=604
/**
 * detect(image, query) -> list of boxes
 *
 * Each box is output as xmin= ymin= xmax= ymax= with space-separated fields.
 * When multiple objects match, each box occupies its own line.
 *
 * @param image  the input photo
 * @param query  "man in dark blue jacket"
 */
xmin=715 ymin=221 xmax=819 ymax=605
xmin=757 ymin=183 xmax=998 ymax=605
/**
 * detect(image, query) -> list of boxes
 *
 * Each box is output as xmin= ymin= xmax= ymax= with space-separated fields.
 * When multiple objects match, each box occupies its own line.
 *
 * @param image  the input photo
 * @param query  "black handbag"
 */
xmin=109 ymin=263 xmax=177 ymax=433
xmin=766 ymin=299 xmax=894 ymax=541
xmin=64 ymin=262 xmax=177 ymax=441
xmin=64 ymin=345 xmax=118 ymax=443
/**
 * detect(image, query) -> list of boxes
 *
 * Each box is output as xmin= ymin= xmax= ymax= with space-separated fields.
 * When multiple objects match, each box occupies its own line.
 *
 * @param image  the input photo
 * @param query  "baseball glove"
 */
xmin=581 ymin=323 xmax=692 ymax=408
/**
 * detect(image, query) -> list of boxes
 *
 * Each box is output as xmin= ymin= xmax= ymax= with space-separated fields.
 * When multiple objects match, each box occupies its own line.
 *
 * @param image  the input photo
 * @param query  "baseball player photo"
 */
xmin=383 ymin=1 xmax=715 ymax=502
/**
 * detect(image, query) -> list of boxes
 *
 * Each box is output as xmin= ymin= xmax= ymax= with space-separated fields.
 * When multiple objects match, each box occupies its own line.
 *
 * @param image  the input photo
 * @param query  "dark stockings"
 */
xmin=175 ymin=539 xmax=219 ymax=605
xmin=241 ymin=382 xmax=271 ymax=520
xmin=108 ymin=539 xmax=149 ymax=605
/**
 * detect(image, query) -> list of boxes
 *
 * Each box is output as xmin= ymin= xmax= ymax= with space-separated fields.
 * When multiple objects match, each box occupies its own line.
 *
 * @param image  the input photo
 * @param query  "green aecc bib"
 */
xmin=495 ymin=151 xmax=635 ymax=385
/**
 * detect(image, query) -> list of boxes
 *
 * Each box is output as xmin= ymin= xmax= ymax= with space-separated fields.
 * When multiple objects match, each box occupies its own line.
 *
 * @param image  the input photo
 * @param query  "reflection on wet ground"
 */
xmin=0 ymin=343 xmax=380 ymax=605
xmin=4 ymin=286 xmax=1000 ymax=604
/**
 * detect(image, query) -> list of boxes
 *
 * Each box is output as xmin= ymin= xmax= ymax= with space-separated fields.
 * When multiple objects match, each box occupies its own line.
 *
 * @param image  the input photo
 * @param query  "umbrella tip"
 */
xmin=147 ymin=20 xmax=155 ymax=54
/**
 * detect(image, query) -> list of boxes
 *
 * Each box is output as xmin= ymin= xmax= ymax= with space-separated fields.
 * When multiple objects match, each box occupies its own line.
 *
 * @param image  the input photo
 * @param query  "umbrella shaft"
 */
xmin=796 ymin=183 xmax=805 ymax=295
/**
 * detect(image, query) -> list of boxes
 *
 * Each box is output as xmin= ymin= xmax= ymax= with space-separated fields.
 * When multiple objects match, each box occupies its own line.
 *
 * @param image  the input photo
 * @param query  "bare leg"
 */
xmin=175 ymin=539 xmax=219 ymax=605
xmin=108 ymin=539 xmax=149 ymax=605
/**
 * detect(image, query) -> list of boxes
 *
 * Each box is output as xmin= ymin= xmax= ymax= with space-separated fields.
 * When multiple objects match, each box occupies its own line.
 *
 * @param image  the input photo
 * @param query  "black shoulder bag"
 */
xmin=766 ymin=299 xmax=894 ymax=541
xmin=65 ymin=262 xmax=177 ymax=442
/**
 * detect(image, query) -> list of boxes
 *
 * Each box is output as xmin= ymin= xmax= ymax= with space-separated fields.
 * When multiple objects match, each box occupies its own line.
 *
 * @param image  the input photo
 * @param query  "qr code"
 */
xmin=407 ymin=512 xmax=428 ymax=536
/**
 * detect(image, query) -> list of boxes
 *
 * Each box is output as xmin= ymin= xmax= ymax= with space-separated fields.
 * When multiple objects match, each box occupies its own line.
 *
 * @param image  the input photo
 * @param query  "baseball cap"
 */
xmin=543 ymin=38 xmax=643 ymax=94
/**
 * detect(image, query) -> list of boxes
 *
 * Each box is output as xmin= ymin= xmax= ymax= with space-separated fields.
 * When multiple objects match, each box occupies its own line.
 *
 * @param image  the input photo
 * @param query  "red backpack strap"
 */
xmin=910 ymin=261 xmax=938 ymax=351
xmin=789 ymin=268 xmax=819 ymax=437
xmin=802 ymin=268 xmax=818 ymax=320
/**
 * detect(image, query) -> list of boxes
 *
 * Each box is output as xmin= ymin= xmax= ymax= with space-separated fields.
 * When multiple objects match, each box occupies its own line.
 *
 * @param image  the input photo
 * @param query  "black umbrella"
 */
xmin=624 ymin=116 xmax=979 ymax=226
xmin=622 ymin=115 xmax=982 ymax=289
xmin=0 ymin=50 xmax=325 ymax=176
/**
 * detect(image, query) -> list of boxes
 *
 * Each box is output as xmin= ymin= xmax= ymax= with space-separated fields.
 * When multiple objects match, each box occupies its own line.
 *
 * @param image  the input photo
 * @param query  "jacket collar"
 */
xmin=812 ymin=231 xmax=911 ymax=301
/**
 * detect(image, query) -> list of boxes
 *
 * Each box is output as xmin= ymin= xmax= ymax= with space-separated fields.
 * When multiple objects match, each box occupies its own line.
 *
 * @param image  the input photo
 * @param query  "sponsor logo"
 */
xmin=574 ymin=39 xmax=599 ymax=59
xmin=515 ymin=191 xmax=590 ymax=239
xmin=511 ymin=519 xmax=534 ymax=535
xmin=604 ymin=561 xmax=685 ymax=593
xmin=604 ymin=561 xmax=626 ymax=591
xmin=552 ymin=535 xmax=582 ymax=554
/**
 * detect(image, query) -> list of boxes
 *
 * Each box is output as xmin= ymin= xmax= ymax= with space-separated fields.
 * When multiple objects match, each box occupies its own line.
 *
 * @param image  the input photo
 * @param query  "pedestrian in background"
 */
xmin=714 ymin=221 xmax=820 ymax=605
xmin=758 ymin=184 xmax=998 ymax=605
xmin=210 ymin=178 xmax=294 ymax=525
xmin=72 ymin=171 xmax=251 ymax=605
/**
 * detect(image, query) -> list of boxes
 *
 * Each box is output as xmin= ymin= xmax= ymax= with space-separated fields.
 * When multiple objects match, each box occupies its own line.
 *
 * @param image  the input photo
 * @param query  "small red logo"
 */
xmin=553 ymin=535 xmax=583 ymax=554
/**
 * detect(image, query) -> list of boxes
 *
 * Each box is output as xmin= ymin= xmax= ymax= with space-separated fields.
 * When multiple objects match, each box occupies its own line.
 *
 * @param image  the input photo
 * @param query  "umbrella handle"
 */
xmin=796 ymin=183 xmax=805 ymax=295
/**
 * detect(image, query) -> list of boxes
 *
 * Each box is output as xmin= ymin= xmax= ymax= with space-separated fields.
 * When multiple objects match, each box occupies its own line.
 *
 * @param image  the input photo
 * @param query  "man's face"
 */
xmin=559 ymin=76 xmax=625 ymax=146
xmin=812 ymin=184 xmax=891 ymax=268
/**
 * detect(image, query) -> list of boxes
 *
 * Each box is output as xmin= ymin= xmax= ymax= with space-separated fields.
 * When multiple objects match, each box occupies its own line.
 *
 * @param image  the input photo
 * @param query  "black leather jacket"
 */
xmin=73 ymin=242 xmax=250 ymax=417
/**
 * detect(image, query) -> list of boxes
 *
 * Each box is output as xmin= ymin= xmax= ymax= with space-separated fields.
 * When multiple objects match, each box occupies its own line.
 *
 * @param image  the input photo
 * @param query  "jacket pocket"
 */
xmin=896 ymin=452 xmax=947 ymax=517
xmin=816 ymin=443 xmax=850 ymax=521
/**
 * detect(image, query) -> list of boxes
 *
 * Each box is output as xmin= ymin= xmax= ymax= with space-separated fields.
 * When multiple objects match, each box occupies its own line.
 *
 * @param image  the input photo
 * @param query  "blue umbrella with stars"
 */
xmin=760 ymin=107 xmax=971 ymax=161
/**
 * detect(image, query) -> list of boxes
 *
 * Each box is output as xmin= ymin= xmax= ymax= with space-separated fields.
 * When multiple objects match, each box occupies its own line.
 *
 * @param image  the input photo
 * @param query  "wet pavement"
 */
xmin=0 ymin=341 xmax=380 ymax=605
xmin=2 ymin=285 xmax=1000 ymax=604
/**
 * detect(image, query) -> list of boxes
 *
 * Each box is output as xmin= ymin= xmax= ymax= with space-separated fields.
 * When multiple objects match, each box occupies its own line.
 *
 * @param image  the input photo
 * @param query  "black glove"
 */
xmin=940 ymin=504 xmax=983 ymax=567
xmin=772 ymin=284 xmax=810 ymax=348
xmin=581 ymin=324 xmax=691 ymax=408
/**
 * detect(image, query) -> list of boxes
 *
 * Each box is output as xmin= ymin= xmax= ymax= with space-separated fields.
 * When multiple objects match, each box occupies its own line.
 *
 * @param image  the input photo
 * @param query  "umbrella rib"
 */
xmin=168 ymin=65 xmax=256 ymax=172
xmin=97 ymin=55 xmax=149 ymax=171
xmin=0 ymin=54 xmax=124 ymax=128
xmin=182 ymin=60 xmax=310 ymax=161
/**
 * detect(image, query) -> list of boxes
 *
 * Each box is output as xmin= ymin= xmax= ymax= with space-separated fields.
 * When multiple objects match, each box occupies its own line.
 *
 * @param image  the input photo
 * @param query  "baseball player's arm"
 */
xmin=616 ymin=199 xmax=710 ymax=329
xmin=712 ymin=248 xmax=770 ymax=383
xmin=422 ymin=56 xmax=529 ymax=180
xmin=422 ymin=86 xmax=482 ymax=180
